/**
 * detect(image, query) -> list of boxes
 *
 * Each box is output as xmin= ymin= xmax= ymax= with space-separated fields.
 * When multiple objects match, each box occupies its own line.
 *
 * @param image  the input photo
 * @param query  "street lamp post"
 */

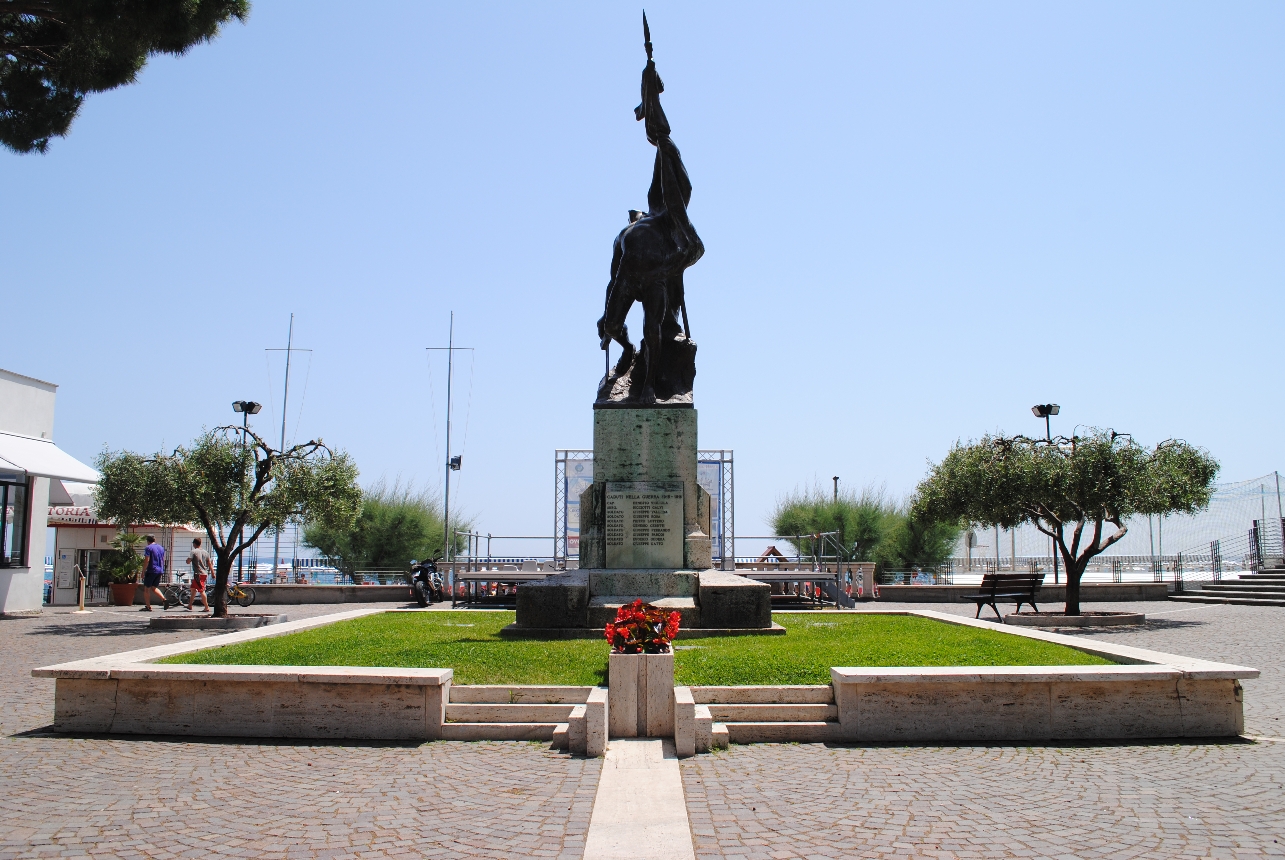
xmin=232 ymin=400 xmax=262 ymax=583
xmin=1031 ymin=404 xmax=1061 ymax=584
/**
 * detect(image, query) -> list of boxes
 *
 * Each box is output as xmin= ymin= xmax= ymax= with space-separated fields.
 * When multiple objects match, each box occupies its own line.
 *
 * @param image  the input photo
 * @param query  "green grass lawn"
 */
xmin=160 ymin=611 xmax=1112 ymax=685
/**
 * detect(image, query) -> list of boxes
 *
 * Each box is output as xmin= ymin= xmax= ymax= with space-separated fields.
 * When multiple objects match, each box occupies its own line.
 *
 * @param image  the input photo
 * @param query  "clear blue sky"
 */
xmin=4 ymin=1 xmax=1282 ymax=547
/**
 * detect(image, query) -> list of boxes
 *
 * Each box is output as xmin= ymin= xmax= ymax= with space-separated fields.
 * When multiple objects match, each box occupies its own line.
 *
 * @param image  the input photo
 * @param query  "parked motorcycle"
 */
xmin=406 ymin=558 xmax=446 ymax=607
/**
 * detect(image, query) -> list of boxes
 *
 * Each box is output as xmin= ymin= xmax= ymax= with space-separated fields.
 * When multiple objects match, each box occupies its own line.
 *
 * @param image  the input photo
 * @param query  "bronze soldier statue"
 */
xmin=596 ymin=13 xmax=704 ymax=405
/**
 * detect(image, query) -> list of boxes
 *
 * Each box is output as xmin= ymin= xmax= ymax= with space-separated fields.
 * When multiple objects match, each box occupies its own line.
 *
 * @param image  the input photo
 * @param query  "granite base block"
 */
xmin=698 ymin=569 xmax=771 ymax=629
xmin=514 ymin=570 xmax=589 ymax=628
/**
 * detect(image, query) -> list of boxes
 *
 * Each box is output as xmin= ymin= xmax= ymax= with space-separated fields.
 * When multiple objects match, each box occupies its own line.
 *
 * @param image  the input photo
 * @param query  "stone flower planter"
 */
xmin=110 ymin=583 xmax=137 ymax=606
xmin=608 ymin=651 xmax=674 ymax=738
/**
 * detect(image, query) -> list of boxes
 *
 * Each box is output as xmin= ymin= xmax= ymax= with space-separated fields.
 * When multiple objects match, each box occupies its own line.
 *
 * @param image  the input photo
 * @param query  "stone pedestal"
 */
xmin=515 ymin=404 xmax=770 ymax=631
xmin=608 ymin=651 xmax=675 ymax=738
xmin=579 ymin=407 xmax=711 ymax=571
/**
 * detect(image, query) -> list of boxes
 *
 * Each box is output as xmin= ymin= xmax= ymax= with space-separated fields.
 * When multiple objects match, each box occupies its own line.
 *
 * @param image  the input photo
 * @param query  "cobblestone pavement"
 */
xmin=0 ymin=605 xmax=599 ymax=859
xmin=11 ymin=599 xmax=1285 ymax=858
xmin=682 ymin=601 xmax=1285 ymax=859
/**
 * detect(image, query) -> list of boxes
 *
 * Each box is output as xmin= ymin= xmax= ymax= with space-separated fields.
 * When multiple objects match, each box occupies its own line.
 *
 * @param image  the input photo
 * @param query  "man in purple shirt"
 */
xmin=141 ymin=534 xmax=169 ymax=611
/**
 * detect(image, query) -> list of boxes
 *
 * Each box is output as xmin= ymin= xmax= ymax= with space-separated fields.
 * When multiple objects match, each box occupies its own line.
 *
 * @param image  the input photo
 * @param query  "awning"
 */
xmin=48 ymin=479 xmax=75 ymax=505
xmin=0 ymin=431 xmax=99 ymax=483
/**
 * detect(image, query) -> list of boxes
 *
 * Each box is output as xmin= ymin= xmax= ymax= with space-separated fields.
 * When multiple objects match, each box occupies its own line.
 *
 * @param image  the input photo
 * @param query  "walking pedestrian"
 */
xmin=185 ymin=537 xmax=212 ymax=613
xmin=140 ymin=534 xmax=168 ymax=611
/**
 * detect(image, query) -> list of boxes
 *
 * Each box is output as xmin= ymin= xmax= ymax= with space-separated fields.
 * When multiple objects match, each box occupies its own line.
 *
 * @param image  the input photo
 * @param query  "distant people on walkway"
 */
xmin=141 ymin=535 xmax=167 ymax=611
xmin=186 ymin=537 xmax=212 ymax=613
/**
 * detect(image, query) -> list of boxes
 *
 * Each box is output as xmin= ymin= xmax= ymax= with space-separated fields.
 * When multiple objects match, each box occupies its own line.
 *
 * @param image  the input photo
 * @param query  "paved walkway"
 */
xmin=6 ymin=599 xmax=1285 ymax=858
xmin=582 ymin=739 xmax=694 ymax=860
xmin=0 ymin=605 xmax=599 ymax=859
xmin=682 ymin=600 xmax=1285 ymax=859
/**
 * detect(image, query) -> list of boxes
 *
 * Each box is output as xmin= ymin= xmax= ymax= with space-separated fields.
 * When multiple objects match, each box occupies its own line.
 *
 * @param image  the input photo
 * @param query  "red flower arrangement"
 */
xmin=604 ymin=599 xmax=681 ymax=654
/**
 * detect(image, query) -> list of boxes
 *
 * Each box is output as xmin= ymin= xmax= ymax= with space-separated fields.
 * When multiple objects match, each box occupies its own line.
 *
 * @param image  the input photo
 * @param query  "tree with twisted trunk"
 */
xmin=911 ymin=429 xmax=1218 ymax=615
xmin=94 ymin=426 xmax=360 ymax=617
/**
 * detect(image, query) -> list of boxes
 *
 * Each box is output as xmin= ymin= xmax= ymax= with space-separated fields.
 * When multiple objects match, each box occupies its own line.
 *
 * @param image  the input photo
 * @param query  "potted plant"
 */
xmin=605 ymin=599 xmax=680 ymax=654
xmin=605 ymin=600 xmax=681 ymax=737
xmin=101 ymin=532 xmax=146 ymax=606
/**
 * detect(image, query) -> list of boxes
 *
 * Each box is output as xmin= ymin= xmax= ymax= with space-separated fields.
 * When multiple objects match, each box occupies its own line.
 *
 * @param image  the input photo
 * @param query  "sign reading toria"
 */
xmin=605 ymin=481 xmax=684 ymax=568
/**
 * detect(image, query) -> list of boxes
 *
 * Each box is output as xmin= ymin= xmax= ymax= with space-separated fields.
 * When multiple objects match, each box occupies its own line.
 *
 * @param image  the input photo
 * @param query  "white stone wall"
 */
xmin=0 ymin=369 xmax=56 ymax=439
xmin=0 ymin=368 xmax=58 ymax=615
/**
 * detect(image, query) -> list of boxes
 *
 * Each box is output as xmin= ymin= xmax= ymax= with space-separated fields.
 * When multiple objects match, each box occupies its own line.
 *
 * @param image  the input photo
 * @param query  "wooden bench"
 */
xmin=960 ymin=572 xmax=1044 ymax=619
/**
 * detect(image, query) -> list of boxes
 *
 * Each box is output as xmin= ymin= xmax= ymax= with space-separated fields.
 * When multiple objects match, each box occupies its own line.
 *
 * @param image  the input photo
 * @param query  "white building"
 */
xmin=48 ymin=481 xmax=204 ymax=605
xmin=0 ymin=368 xmax=99 ymax=616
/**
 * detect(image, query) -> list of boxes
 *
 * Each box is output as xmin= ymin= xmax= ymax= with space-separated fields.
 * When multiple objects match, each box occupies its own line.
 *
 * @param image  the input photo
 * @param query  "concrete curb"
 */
xmin=148 ymin=613 xmax=289 ymax=631
xmin=1004 ymin=612 xmax=1146 ymax=627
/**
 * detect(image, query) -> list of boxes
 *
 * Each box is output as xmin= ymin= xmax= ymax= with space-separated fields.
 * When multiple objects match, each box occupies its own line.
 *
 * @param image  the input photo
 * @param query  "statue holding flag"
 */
xmin=596 ymin=14 xmax=704 ymax=406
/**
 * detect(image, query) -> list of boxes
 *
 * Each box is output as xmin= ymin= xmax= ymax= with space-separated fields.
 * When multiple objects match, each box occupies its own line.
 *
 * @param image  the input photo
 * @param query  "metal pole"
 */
xmin=1149 ymin=514 xmax=1157 ymax=580
xmin=271 ymin=313 xmax=294 ymax=581
xmin=1158 ymin=515 xmax=1164 ymax=578
xmin=1045 ymin=417 xmax=1059 ymax=584
xmin=239 ymin=409 xmax=248 ymax=583
xmin=443 ymin=312 xmax=455 ymax=570
xmin=74 ymin=564 xmax=90 ymax=613
xmin=1276 ymin=472 xmax=1284 ymax=554
xmin=1261 ymin=484 xmax=1269 ymax=555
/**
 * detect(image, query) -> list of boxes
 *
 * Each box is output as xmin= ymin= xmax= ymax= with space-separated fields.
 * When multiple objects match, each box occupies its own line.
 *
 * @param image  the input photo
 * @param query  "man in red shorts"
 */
xmin=185 ymin=537 xmax=212 ymax=612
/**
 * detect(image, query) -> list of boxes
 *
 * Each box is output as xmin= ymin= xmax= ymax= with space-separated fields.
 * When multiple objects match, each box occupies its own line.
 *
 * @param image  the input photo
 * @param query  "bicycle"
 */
xmin=224 ymin=580 xmax=256 ymax=608
xmin=160 ymin=578 xmax=192 ymax=609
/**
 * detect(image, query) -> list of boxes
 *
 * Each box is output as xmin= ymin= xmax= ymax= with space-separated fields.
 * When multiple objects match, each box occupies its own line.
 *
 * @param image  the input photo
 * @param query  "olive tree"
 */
xmin=912 ymin=429 xmax=1218 ymax=615
xmin=95 ymin=427 xmax=360 ymax=617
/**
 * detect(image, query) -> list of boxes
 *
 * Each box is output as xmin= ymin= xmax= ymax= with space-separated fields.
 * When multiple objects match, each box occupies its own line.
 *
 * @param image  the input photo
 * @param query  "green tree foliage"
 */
xmin=1 ymin=0 xmax=249 ymax=153
xmin=303 ymin=481 xmax=465 ymax=575
xmin=912 ymin=429 xmax=1219 ymax=615
xmin=770 ymin=485 xmax=959 ymax=572
xmin=873 ymin=512 xmax=961 ymax=574
xmin=95 ymin=427 xmax=360 ymax=616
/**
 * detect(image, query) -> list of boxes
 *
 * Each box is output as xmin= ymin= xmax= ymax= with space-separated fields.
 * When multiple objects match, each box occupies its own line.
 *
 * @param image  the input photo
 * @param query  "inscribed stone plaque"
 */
xmin=605 ymin=481 xmax=684 ymax=568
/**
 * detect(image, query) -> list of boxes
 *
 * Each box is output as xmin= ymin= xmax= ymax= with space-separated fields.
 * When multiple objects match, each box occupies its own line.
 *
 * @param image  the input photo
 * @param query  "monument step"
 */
xmin=445 ymin=703 xmax=578 ymax=723
xmin=723 ymin=721 xmax=838 ymax=744
xmin=439 ymin=722 xmax=562 ymax=741
xmin=1198 ymin=584 xmax=1285 ymax=594
xmin=690 ymin=684 xmax=834 ymax=705
xmin=588 ymin=570 xmax=699 ymax=597
xmin=707 ymin=703 xmax=838 ymax=722
xmin=1168 ymin=594 xmax=1285 ymax=606
xmin=588 ymin=596 xmax=700 ymax=628
xmin=448 ymin=685 xmax=594 ymax=704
